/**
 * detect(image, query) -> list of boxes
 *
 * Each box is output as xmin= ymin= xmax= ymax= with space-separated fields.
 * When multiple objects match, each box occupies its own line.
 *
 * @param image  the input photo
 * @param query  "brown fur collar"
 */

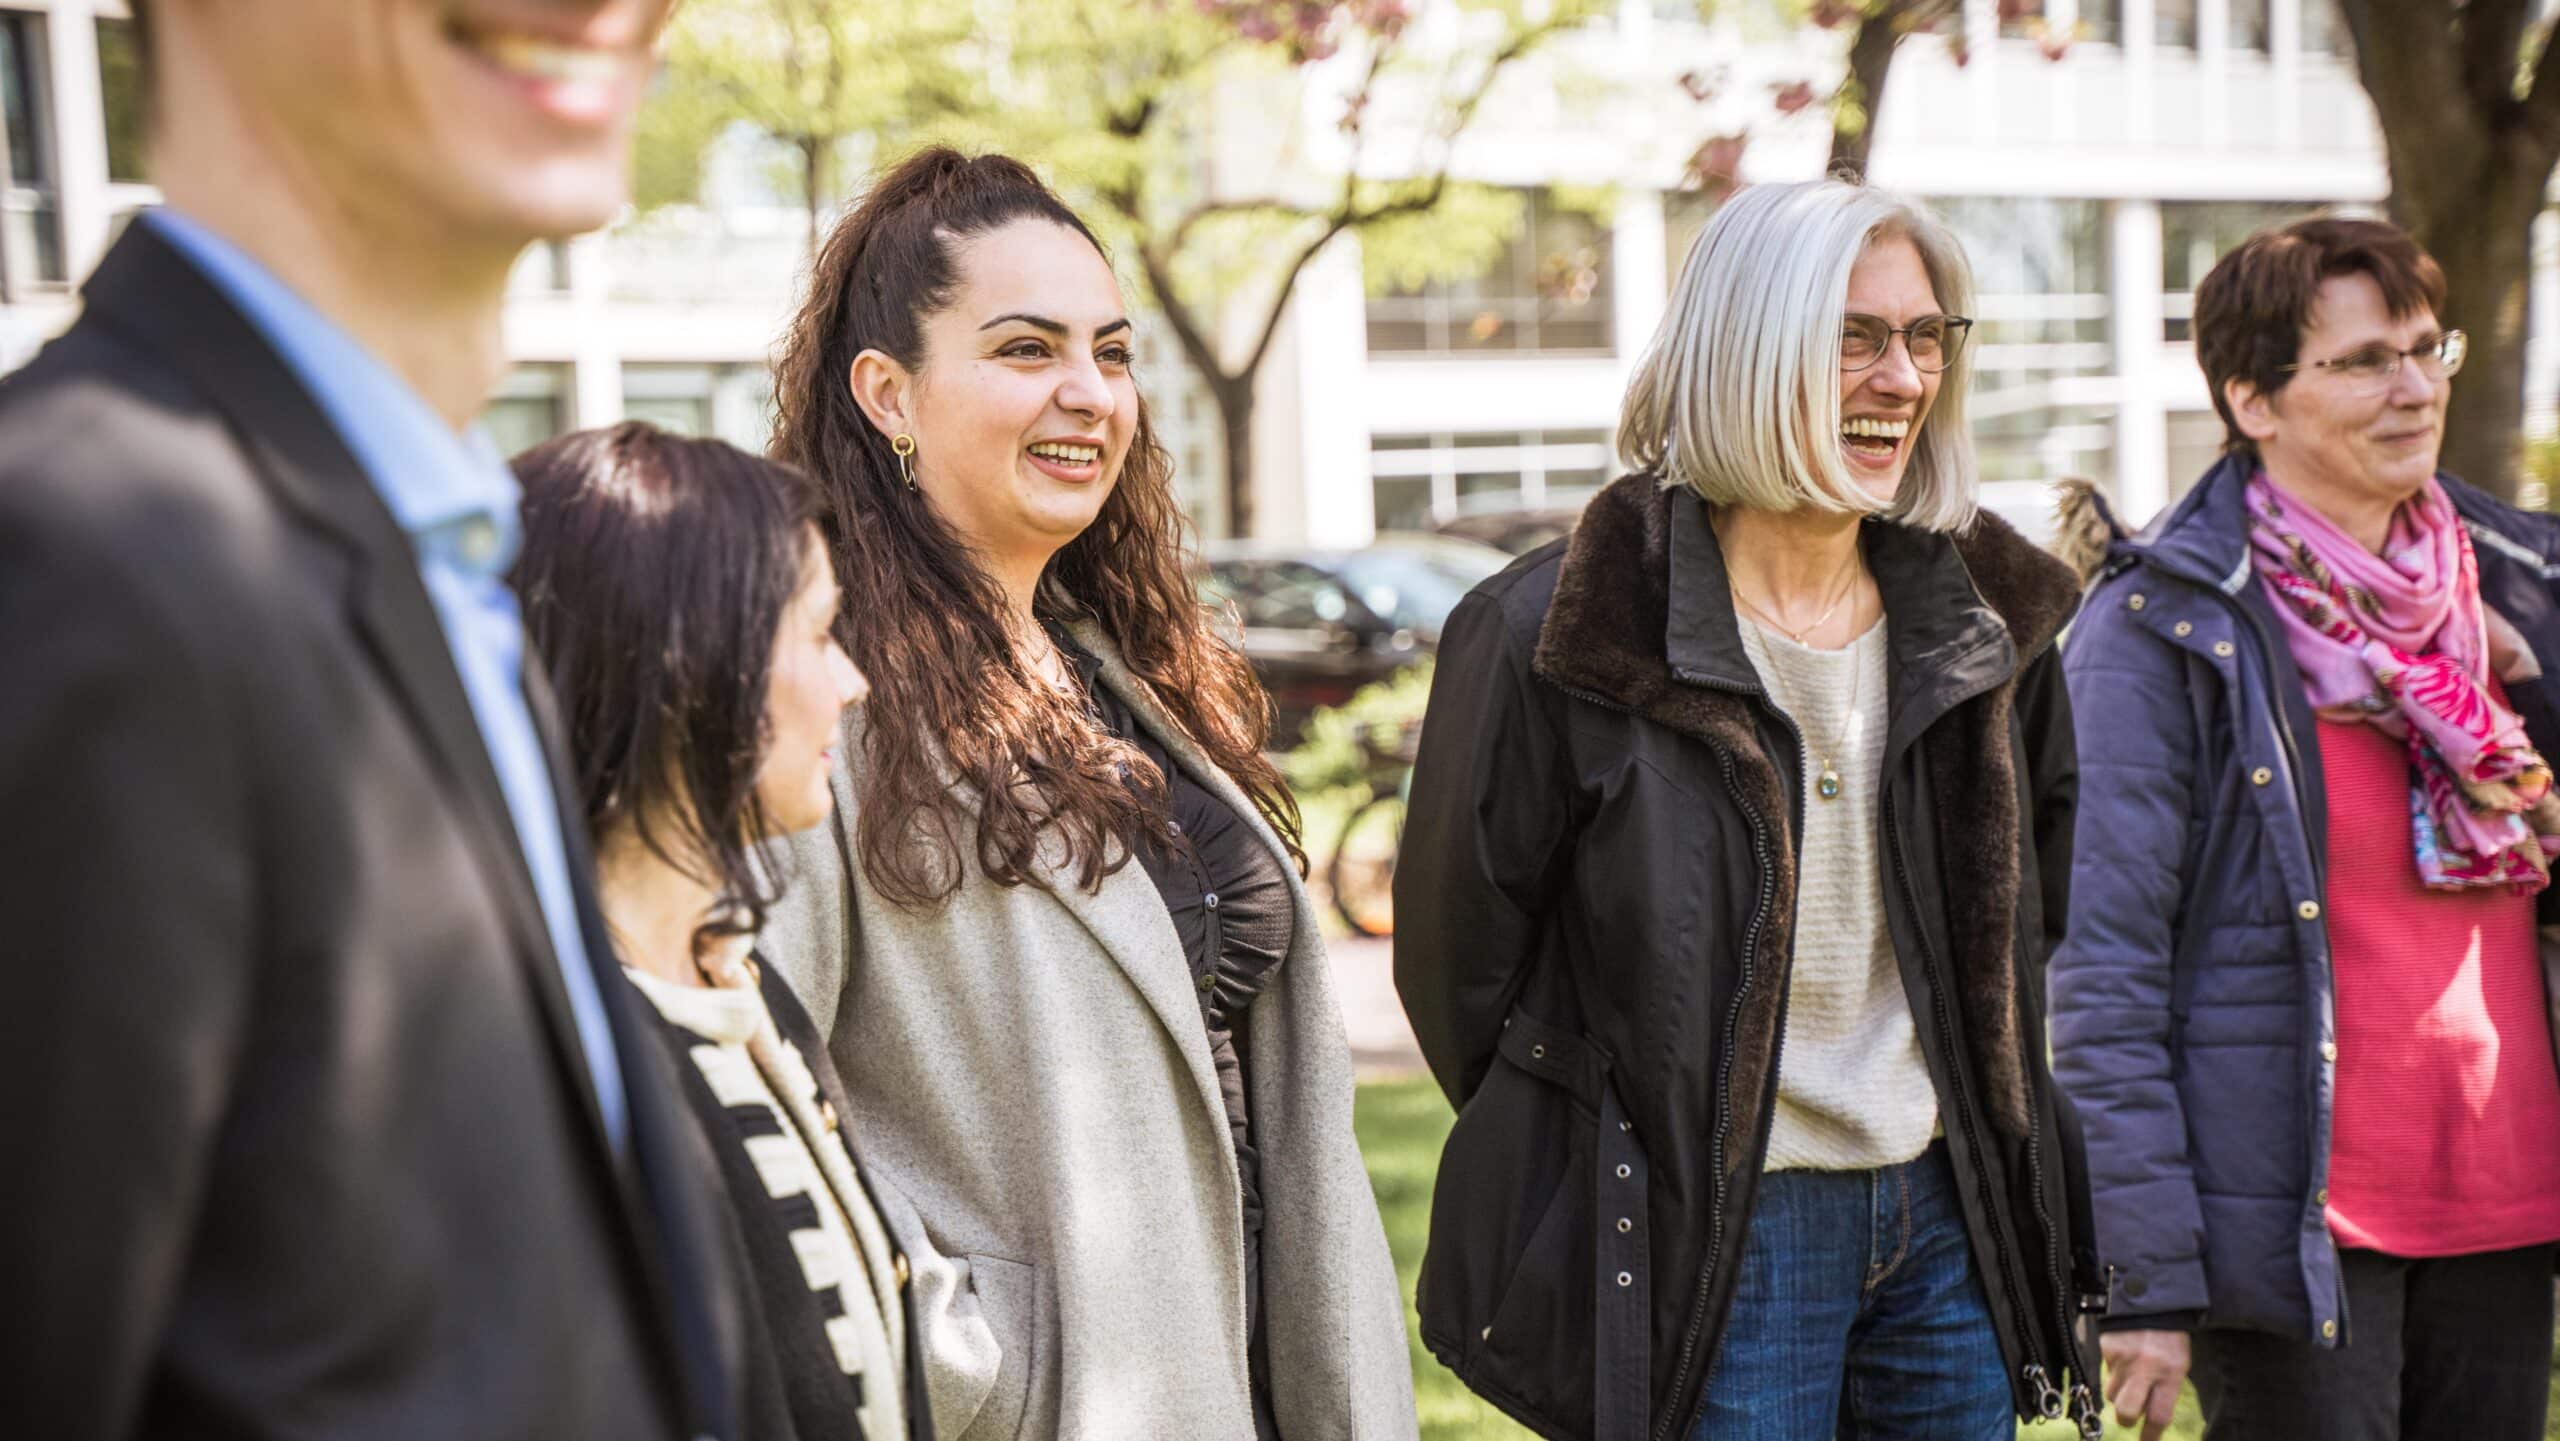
xmin=1533 ymin=473 xmax=2077 ymax=1147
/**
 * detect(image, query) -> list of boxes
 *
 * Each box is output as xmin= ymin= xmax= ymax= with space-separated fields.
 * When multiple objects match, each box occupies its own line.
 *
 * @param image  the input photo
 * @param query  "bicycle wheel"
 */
xmin=1328 ymin=787 xmax=1406 ymax=938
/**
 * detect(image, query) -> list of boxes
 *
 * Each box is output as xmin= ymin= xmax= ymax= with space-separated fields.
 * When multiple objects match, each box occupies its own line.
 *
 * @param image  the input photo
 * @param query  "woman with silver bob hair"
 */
xmin=1394 ymin=178 xmax=2104 ymax=1441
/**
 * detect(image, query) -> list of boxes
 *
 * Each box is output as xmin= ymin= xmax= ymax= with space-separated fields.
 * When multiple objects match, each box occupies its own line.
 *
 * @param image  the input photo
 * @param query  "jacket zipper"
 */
xmin=1548 ymin=675 xmax=1790 ymax=1441
xmin=2142 ymin=560 xmax=2345 ymax=1339
xmin=2023 ymin=1088 xmax=2103 ymax=1436
xmin=2209 ymin=583 xmax=2349 ymax=1344
xmin=1881 ymin=788 xmax=2056 ymax=1421
xmin=1655 ymin=668 xmax=1802 ymax=1441
xmin=2014 ymin=634 xmax=2102 ymax=1433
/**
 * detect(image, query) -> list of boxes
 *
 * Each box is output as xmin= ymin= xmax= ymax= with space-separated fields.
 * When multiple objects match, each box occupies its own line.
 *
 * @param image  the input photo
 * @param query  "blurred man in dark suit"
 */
xmin=0 ymin=3 xmax=739 ymax=1436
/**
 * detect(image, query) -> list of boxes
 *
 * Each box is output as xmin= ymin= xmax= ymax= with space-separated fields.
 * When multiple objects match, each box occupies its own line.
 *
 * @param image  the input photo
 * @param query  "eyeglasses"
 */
xmin=2277 ymin=329 xmax=2468 ymax=395
xmin=1840 ymin=313 xmax=1973 ymax=374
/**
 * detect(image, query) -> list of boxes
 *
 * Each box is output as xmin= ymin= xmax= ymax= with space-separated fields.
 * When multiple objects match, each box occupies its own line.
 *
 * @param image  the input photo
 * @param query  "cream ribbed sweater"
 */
xmin=1737 ymin=614 xmax=1941 ymax=1171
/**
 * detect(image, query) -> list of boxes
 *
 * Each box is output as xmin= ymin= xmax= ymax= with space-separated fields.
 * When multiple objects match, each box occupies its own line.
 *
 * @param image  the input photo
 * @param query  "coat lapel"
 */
xmin=1070 ymin=619 xmax=1307 ymax=908
xmin=78 ymin=229 xmax=611 ymax=1147
xmin=1060 ymin=620 xmax=1300 ymax=1137
xmin=72 ymin=221 xmax=704 ymax=1309
xmin=530 ymin=660 xmax=739 ymax=1436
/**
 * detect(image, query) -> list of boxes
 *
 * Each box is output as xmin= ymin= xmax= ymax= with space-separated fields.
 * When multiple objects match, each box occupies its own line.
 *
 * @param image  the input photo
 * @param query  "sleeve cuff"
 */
xmin=2099 ymin=1309 xmax=2202 ymax=1335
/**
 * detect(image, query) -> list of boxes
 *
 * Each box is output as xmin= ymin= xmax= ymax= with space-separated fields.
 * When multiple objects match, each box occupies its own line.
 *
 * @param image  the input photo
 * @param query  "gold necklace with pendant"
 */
xmin=1812 ymin=637 xmax=1860 ymax=801
xmin=1735 ymin=589 xmax=1864 ymax=802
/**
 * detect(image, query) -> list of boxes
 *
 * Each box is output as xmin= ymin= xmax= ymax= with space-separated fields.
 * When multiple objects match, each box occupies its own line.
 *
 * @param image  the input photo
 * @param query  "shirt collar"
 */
xmin=143 ymin=208 xmax=523 ymax=577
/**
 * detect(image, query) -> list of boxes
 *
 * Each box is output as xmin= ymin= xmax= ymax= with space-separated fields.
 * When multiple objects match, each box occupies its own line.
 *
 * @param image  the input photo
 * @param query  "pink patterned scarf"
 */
xmin=2246 ymin=473 xmax=2560 ymax=893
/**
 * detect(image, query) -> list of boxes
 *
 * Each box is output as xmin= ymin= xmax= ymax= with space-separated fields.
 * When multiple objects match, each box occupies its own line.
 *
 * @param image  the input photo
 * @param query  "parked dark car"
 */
xmin=1430 ymin=505 xmax=1586 ymax=556
xmin=1200 ymin=533 xmax=1511 ymax=742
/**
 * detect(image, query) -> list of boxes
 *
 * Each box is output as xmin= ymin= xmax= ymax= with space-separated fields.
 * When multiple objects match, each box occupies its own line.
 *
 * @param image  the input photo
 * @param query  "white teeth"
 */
xmin=1842 ymin=417 xmax=1910 ymax=440
xmin=1028 ymin=442 xmax=1102 ymax=464
xmin=472 ymin=33 xmax=625 ymax=84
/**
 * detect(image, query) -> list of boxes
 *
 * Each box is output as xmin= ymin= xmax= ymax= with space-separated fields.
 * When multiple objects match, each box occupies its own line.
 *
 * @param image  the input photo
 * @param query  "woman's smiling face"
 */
xmin=897 ymin=219 xmax=1141 ymax=569
xmin=1833 ymin=233 xmax=1946 ymax=508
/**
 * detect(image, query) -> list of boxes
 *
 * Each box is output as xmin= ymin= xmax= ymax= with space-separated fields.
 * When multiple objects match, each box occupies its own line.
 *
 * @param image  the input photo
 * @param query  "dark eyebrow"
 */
xmin=2339 ymin=325 xmax=2440 ymax=351
xmin=980 ymin=312 xmax=1065 ymax=335
xmin=979 ymin=313 xmax=1134 ymax=340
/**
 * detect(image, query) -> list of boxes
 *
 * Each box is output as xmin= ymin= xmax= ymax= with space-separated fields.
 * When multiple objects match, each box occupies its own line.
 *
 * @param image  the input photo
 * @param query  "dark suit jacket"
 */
xmin=0 ymin=223 xmax=740 ymax=1438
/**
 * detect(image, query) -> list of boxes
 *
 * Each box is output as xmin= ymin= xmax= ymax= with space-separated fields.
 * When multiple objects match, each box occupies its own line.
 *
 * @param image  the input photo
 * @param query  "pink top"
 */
xmin=2318 ymin=697 xmax=2560 ymax=1256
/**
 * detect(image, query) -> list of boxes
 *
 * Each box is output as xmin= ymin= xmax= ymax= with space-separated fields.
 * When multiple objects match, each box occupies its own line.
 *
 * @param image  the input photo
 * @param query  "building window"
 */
xmin=2226 ymin=0 xmax=2270 ymax=53
xmin=622 ymin=362 xmax=775 ymax=452
xmin=1366 ymin=191 xmax=1615 ymax=357
xmin=1928 ymin=196 xmax=2111 ymax=397
xmin=0 ymin=12 xmax=61 ymax=291
xmin=1664 ymin=188 xmax=1717 ymax=293
xmin=1128 ymin=323 xmax=1225 ymax=524
xmin=2164 ymin=408 xmax=2231 ymax=500
xmin=2155 ymin=0 xmax=2197 ymax=49
xmin=2076 ymin=0 xmax=2122 ymax=45
xmin=1368 ymin=428 xmax=1613 ymax=531
xmin=508 ymin=241 xmax=573 ymax=295
xmin=94 ymin=17 xmax=145 ymax=183
xmin=1922 ymin=198 xmax=2113 ymax=495
xmin=1976 ymin=405 xmax=2115 ymax=490
xmin=2162 ymin=201 xmax=2323 ymax=340
xmin=484 ymin=364 xmax=573 ymax=458
xmin=2301 ymin=0 xmax=2348 ymax=55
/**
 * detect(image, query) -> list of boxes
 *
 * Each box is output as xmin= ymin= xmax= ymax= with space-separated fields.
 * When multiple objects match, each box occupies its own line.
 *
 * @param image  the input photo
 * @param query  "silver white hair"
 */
xmin=1618 ymin=179 xmax=1980 ymax=533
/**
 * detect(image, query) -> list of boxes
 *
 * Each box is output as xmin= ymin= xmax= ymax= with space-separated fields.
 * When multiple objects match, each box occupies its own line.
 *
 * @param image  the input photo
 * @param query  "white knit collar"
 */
xmin=622 ymin=965 xmax=762 ymax=1045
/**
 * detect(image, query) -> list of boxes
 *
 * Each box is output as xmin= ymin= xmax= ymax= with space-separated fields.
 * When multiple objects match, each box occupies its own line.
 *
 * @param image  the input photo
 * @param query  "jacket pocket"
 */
xmin=1419 ymin=1007 xmax=1602 ymax=1427
xmin=943 ymin=1253 xmax=1040 ymax=1441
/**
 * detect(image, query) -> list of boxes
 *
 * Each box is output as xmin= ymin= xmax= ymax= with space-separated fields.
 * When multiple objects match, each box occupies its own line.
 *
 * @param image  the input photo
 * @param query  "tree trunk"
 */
xmin=800 ymin=137 xmax=830 ymax=255
xmin=2336 ymin=0 xmax=2557 ymax=504
xmin=2375 ymin=147 xmax=2539 ymax=501
xmin=1829 ymin=8 xmax=1905 ymax=180
xmin=1210 ymin=374 xmax=1257 ymax=539
xmin=2408 ymin=176 xmax=2537 ymax=500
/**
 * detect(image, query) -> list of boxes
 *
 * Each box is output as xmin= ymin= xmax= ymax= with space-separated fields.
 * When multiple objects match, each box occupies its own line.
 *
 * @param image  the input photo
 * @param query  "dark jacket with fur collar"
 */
xmin=1393 ymin=473 xmax=2102 ymax=1441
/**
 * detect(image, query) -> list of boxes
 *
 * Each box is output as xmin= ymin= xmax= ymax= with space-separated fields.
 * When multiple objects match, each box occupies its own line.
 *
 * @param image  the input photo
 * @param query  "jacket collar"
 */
xmin=2115 ymin=452 xmax=2262 ymax=593
xmin=1543 ymin=473 xmax=2076 ymax=750
xmin=2128 ymin=451 xmax=2560 ymax=616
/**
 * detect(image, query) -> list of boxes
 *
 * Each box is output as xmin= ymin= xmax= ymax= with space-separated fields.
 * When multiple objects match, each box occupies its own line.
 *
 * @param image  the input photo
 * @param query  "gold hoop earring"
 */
xmin=891 ymin=432 xmax=917 ymax=492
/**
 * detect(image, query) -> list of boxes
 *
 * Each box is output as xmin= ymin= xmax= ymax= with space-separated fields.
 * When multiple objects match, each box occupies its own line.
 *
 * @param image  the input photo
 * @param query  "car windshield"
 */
xmin=1333 ymin=541 xmax=1507 ymax=633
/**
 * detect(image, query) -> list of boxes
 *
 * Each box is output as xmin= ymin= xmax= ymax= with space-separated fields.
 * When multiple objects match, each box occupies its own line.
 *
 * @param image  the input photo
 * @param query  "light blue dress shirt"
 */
xmin=148 ymin=209 xmax=630 ymax=1157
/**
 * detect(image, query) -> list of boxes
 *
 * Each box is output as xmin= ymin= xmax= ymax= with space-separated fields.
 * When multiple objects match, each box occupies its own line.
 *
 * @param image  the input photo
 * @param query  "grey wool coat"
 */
xmin=762 ymin=619 xmax=1419 ymax=1441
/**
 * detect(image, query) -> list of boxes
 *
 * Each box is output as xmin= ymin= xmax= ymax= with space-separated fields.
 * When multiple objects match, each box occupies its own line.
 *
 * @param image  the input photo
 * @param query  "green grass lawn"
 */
xmin=1352 ymin=1076 xmax=2559 ymax=1441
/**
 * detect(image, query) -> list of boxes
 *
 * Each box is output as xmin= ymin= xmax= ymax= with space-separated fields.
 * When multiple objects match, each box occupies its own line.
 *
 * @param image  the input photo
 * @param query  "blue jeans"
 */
xmin=1690 ymin=1141 xmax=2011 ymax=1441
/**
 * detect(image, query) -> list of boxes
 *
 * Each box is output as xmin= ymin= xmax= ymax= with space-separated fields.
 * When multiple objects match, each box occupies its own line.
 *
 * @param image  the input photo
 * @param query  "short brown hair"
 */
xmin=2192 ymin=215 xmax=2446 ymax=456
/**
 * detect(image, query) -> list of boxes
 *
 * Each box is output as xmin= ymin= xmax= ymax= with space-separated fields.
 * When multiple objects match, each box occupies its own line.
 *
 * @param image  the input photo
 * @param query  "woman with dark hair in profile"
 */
xmin=512 ymin=421 xmax=957 ymax=1441
xmin=757 ymin=149 xmax=1415 ymax=1441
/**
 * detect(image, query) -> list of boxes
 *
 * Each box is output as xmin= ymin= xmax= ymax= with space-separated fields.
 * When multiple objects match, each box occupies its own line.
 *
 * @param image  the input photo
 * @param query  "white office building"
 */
xmin=0 ymin=0 xmax=2538 ymax=538
xmin=1257 ymin=0 xmax=2419 ymax=545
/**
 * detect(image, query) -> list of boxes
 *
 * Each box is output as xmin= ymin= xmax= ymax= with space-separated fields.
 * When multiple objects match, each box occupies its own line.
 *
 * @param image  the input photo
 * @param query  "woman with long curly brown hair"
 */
xmin=759 ymin=147 xmax=1416 ymax=1441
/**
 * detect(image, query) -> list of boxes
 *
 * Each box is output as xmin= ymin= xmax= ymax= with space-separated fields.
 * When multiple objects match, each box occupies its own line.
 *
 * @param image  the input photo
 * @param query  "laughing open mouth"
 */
xmin=1842 ymin=415 xmax=1909 ymax=461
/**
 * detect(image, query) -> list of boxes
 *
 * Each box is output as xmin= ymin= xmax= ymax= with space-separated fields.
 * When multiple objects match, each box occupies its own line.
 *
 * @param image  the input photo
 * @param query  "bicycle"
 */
xmin=1325 ymin=718 xmax=1417 ymax=938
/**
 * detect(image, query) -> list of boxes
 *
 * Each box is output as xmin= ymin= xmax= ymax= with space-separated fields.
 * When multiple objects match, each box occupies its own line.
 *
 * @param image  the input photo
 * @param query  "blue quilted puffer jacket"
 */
xmin=2050 ymin=455 xmax=2560 ymax=1343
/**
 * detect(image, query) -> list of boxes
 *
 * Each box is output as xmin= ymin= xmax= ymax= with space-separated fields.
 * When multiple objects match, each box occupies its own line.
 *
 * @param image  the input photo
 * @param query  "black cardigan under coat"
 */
xmin=638 ymin=960 xmax=939 ymax=1441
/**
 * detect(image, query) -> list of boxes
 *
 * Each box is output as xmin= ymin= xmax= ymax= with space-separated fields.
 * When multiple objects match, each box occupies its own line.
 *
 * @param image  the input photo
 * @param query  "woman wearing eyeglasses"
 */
xmin=2053 ymin=217 xmax=2560 ymax=1441
xmin=1393 ymin=178 xmax=2102 ymax=1441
